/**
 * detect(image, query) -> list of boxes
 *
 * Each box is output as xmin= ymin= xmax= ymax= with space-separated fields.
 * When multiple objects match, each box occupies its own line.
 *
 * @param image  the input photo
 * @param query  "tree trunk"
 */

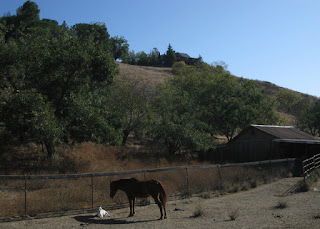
xmin=122 ymin=130 xmax=130 ymax=146
xmin=45 ymin=141 xmax=56 ymax=159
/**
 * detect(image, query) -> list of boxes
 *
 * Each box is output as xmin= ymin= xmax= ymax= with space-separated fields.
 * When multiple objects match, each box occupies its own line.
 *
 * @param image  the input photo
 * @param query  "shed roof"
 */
xmin=251 ymin=125 xmax=317 ymax=140
xmin=273 ymin=139 xmax=320 ymax=144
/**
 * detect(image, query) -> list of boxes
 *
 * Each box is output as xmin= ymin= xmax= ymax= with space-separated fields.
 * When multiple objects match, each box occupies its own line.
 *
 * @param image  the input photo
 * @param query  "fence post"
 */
xmin=91 ymin=175 xmax=94 ymax=209
xmin=24 ymin=174 xmax=27 ymax=216
xmin=218 ymin=165 xmax=223 ymax=187
xmin=185 ymin=167 xmax=190 ymax=196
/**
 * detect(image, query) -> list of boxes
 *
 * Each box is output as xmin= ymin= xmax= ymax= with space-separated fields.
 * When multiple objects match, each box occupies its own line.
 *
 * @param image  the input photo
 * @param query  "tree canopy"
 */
xmin=0 ymin=1 xmax=118 ymax=158
xmin=152 ymin=62 xmax=279 ymax=154
xmin=2 ymin=1 xmax=317 ymax=162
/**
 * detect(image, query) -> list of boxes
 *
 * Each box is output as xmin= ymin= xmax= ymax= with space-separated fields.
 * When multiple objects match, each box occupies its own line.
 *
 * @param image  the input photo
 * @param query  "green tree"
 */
xmin=126 ymin=50 xmax=138 ymax=65
xmin=276 ymin=90 xmax=303 ymax=114
xmin=169 ymin=63 xmax=279 ymax=141
xmin=16 ymin=0 xmax=40 ymax=23
xmin=72 ymin=23 xmax=109 ymax=44
xmin=151 ymin=72 xmax=214 ymax=155
xmin=108 ymin=76 xmax=152 ymax=146
xmin=164 ymin=44 xmax=176 ymax=67
xmin=136 ymin=51 xmax=149 ymax=66
xmin=148 ymin=48 xmax=161 ymax=66
xmin=296 ymin=99 xmax=320 ymax=136
xmin=217 ymin=79 xmax=278 ymax=140
xmin=0 ymin=2 xmax=119 ymax=157
xmin=109 ymin=36 xmax=129 ymax=61
xmin=1 ymin=90 xmax=62 ymax=158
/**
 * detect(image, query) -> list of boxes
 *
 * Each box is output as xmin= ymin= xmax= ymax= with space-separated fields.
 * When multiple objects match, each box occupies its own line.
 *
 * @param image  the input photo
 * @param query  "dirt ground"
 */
xmin=1 ymin=177 xmax=320 ymax=229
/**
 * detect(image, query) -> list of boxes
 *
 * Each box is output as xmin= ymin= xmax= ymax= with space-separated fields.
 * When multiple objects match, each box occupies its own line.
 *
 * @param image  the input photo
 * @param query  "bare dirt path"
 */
xmin=1 ymin=177 xmax=320 ymax=229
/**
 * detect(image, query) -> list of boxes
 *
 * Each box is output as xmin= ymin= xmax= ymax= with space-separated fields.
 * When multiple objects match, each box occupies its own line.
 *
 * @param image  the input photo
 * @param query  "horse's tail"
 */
xmin=159 ymin=181 xmax=167 ymax=206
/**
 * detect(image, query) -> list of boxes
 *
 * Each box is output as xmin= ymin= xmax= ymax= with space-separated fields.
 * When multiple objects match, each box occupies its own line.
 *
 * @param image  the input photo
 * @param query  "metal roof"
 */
xmin=251 ymin=125 xmax=317 ymax=140
xmin=273 ymin=139 xmax=320 ymax=144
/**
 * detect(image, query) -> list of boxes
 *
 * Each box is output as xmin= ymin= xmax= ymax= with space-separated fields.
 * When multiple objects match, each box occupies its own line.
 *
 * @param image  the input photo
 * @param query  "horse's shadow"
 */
xmin=74 ymin=215 xmax=157 ymax=225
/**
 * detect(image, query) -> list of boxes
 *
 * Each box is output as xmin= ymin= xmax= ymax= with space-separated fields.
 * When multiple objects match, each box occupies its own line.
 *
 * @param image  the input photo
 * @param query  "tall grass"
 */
xmin=0 ymin=143 xmax=293 ymax=218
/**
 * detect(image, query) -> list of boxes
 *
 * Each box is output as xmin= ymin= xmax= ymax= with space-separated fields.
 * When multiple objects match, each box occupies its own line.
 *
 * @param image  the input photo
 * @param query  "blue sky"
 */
xmin=1 ymin=0 xmax=320 ymax=97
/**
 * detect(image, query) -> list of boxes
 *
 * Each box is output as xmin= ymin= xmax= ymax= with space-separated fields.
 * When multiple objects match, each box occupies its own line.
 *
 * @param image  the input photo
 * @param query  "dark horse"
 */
xmin=110 ymin=178 xmax=167 ymax=219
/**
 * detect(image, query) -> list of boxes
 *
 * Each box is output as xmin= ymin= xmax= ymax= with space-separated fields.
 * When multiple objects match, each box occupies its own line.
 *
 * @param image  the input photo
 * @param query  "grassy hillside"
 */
xmin=0 ymin=63 xmax=312 ymax=175
xmin=118 ymin=63 xmax=172 ymax=86
xmin=118 ymin=62 xmax=308 ymax=126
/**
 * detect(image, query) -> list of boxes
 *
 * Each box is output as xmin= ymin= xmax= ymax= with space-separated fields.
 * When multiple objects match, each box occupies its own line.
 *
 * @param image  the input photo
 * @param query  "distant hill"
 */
xmin=118 ymin=62 xmax=316 ymax=126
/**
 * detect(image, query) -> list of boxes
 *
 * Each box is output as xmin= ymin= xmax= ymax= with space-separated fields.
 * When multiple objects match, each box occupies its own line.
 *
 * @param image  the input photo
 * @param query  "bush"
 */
xmin=229 ymin=208 xmax=239 ymax=220
xmin=276 ymin=200 xmax=288 ymax=209
xmin=299 ymin=179 xmax=311 ymax=192
xmin=192 ymin=205 xmax=205 ymax=218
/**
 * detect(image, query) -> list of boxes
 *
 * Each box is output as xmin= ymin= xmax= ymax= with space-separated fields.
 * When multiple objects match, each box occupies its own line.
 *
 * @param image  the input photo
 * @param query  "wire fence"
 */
xmin=302 ymin=153 xmax=320 ymax=179
xmin=0 ymin=158 xmax=296 ymax=220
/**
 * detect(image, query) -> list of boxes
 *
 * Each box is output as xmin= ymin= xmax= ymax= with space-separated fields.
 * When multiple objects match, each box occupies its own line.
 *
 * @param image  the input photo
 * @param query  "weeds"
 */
xmin=228 ymin=208 xmax=239 ymax=220
xmin=250 ymin=180 xmax=257 ymax=188
xmin=276 ymin=200 xmax=288 ymax=209
xmin=192 ymin=205 xmax=205 ymax=218
xmin=201 ymin=190 xmax=212 ymax=199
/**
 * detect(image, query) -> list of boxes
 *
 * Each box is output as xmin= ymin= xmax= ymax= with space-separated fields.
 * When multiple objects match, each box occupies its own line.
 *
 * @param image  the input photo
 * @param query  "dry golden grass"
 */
xmin=0 ymin=160 xmax=292 ymax=218
xmin=63 ymin=142 xmax=207 ymax=174
xmin=118 ymin=62 xmax=172 ymax=88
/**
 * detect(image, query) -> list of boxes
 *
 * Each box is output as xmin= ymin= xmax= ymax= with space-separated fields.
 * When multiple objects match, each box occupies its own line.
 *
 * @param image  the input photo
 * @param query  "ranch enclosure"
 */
xmin=2 ymin=177 xmax=319 ymax=229
xmin=0 ymin=158 xmax=295 ymax=220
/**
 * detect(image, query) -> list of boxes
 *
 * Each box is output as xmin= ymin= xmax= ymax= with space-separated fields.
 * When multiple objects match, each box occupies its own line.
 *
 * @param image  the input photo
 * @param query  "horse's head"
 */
xmin=110 ymin=181 xmax=118 ymax=198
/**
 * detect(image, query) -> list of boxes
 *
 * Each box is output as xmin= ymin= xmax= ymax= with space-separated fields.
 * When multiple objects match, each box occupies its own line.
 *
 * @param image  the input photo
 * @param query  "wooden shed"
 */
xmin=217 ymin=125 xmax=320 ymax=162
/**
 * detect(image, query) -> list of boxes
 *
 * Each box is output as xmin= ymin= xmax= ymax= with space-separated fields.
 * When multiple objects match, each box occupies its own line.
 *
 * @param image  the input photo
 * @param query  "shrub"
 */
xmin=299 ymin=180 xmax=311 ymax=192
xmin=193 ymin=205 xmax=205 ymax=218
xmin=201 ymin=190 xmax=212 ymax=199
xmin=230 ymin=185 xmax=239 ymax=193
xmin=250 ymin=180 xmax=258 ymax=188
xmin=229 ymin=208 xmax=239 ymax=220
xmin=276 ymin=200 xmax=288 ymax=209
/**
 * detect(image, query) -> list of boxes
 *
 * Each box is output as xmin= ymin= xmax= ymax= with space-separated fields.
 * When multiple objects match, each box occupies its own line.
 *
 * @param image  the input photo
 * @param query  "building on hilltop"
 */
xmin=175 ymin=52 xmax=202 ymax=65
xmin=160 ymin=52 xmax=202 ymax=66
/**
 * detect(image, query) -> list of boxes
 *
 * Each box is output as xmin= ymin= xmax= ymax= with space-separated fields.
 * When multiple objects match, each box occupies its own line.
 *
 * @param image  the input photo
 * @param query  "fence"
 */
xmin=0 ymin=158 xmax=295 ymax=220
xmin=302 ymin=153 xmax=320 ymax=179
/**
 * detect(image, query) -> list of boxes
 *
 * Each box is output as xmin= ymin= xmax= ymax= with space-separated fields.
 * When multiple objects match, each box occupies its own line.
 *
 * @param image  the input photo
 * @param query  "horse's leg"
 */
xmin=152 ymin=193 xmax=163 ymax=220
xmin=160 ymin=193 xmax=167 ymax=219
xmin=132 ymin=197 xmax=136 ymax=216
xmin=128 ymin=197 xmax=134 ymax=217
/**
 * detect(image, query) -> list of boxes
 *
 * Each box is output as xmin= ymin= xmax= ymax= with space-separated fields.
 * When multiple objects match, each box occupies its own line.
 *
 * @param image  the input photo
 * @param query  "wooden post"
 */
xmin=91 ymin=175 xmax=94 ymax=208
xmin=24 ymin=175 xmax=27 ymax=216
xmin=218 ymin=165 xmax=223 ymax=186
xmin=185 ymin=168 xmax=190 ymax=196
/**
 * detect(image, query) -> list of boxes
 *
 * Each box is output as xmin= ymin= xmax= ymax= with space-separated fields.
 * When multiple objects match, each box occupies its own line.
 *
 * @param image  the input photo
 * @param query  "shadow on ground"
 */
xmin=74 ymin=215 xmax=157 ymax=225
